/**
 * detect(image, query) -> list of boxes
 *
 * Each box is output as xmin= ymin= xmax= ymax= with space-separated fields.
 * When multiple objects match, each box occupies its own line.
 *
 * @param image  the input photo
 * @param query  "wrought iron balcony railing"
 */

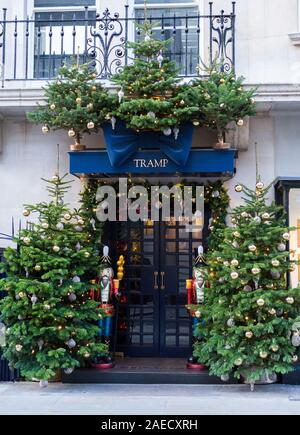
xmin=0 ymin=2 xmax=235 ymax=88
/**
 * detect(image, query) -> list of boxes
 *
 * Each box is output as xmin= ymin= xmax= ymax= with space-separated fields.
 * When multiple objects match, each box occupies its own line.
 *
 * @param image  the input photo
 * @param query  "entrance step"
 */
xmin=61 ymin=358 xmax=238 ymax=384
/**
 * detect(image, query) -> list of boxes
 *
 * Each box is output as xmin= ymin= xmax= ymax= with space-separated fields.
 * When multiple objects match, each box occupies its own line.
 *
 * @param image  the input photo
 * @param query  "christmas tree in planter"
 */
xmin=0 ymin=174 xmax=107 ymax=385
xmin=193 ymin=180 xmax=299 ymax=389
xmin=78 ymin=177 xmax=104 ymax=250
xmin=109 ymin=18 xmax=199 ymax=139
xmin=27 ymin=63 xmax=116 ymax=151
xmin=191 ymin=66 xmax=256 ymax=149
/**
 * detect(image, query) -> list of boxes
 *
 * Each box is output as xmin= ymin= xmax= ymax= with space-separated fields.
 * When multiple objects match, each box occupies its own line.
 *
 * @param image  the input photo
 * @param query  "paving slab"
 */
xmin=0 ymin=382 xmax=300 ymax=415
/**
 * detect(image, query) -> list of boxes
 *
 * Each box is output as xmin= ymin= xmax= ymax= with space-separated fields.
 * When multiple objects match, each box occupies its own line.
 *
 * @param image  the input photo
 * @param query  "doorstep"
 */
xmin=61 ymin=358 xmax=238 ymax=385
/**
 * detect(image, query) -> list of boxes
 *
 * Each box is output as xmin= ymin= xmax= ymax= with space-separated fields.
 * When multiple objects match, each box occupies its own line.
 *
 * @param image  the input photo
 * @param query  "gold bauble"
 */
xmin=271 ymin=345 xmax=279 ymax=352
xmin=53 ymin=245 xmax=60 ymax=253
xmin=64 ymin=213 xmax=71 ymax=221
xmin=256 ymin=181 xmax=264 ymax=190
xmin=293 ymin=355 xmax=298 ymax=363
xmin=257 ymin=298 xmax=265 ymax=307
xmin=262 ymin=212 xmax=270 ymax=220
xmin=237 ymin=119 xmax=244 ymax=127
xmin=76 ymin=97 xmax=82 ymax=104
xmin=23 ymin=237 xmax=31 ymax=245
xmin=230 ymin=272 xmax=239 ymax=280
xmin=42 ymin=125 xmax=50 ymax=134
xmin=248 ymin=245 xmax=257 ymax=252
xmin=286 ymin=297 xmax=294 ymax=305
xmin=234 ymin=358 xmax=243 ymax=366
xmin=233 ymin=231 xmax=240 ymax=238
xmin=271 ymin=259 xmax=280 ymax=267
xmin=87 ymin=121 xmax=95 ymax=129
xmin=252 ymin=267 xmax=261 ymax=275
xmin=231 ymin=259 xmax=239 ymax=267
xmin=245 ymin=331 xmax=253 ymax=339
xmin=34 ymin=265 xmax=42 ymax=272
xmin=77 ymin=219 xmax=84 ymax=226
xmin=195 ymin=310 xmax=201 ymax=318
xmin=235 ymin=184 xmax=243 ymax=193
xmin=50 ymin=104 xmax=56 ymax=110
xmin=260 ymin=351 xmax=268 ymax=359
xmin=22 ymin=209 xmax=30 ymax=217
xmin=269 ymin=308 xmax=276 ymax=315
xmin=282 ymin=232 xmax=290 ymax=241
xmin=84 ymin=252 xmax=91 ymax=258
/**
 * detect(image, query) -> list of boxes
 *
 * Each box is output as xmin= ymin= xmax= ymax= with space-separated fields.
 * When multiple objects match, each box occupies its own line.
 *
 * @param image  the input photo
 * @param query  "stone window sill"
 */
xmin=289 ymin=32 xmax=300 ymax=45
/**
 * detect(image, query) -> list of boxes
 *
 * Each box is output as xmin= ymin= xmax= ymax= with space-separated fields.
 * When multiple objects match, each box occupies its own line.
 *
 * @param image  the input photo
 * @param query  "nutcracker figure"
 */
xmin=92 ymin=246 xmax=120 ymax=369
xmin=186 ymin=245 xmax=208 ymax=369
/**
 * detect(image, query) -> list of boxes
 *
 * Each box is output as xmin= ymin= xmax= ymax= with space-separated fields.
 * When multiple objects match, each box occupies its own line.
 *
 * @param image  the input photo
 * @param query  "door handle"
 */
xmin=161 ymin=272 xmax=165 ymax=290
xmin=154 ymin=271 xmax=159 ymax=289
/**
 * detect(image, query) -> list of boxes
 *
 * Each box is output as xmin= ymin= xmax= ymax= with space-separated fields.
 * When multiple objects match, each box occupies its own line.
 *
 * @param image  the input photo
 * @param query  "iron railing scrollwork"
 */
xmin=87 ymin=7 xmax=128 ymax=79
xmin=0 ymin=2 xmax=235 ymax=87
xmin=209 ymin=2 xmax=235 ymax=73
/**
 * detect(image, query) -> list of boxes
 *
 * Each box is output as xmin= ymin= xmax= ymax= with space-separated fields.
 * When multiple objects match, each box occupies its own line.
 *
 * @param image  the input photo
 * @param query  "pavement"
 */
xmin=1 ymin=382 xmax=300 ymax=415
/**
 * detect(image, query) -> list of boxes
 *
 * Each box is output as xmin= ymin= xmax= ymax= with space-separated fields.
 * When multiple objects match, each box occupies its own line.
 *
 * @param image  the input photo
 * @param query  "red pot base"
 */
xmin=91 ymin=362 xmax=115 ymax=370
xmin=186 ymin=363 xmax=207 ymax=370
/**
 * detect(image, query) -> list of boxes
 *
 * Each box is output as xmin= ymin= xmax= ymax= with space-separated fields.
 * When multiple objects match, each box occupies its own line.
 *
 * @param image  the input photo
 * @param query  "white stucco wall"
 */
xmin=0 ymin=120 xmax=81 ymax=246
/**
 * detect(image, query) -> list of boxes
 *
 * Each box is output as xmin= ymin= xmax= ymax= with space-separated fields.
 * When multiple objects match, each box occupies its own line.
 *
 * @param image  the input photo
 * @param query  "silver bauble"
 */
xmin=221 ymin=374 xmax=230 ymax=382
xmin=227 ymin=318 xmax=235 ymax=327
xmin=67 ymin=339 xmax=76 ymax=349
xmin=68 ymin=293 xmax=77 ymax=302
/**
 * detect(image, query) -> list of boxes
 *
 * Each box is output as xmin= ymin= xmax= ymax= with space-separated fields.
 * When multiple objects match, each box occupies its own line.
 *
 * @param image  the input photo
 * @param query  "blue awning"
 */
xmin=69 ymin=149 xmax=237 ymax=177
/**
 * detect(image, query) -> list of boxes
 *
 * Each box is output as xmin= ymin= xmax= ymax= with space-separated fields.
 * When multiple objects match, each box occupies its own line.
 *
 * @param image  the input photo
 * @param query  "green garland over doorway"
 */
xmin=80 ymin=178 xmax=230 ymax=252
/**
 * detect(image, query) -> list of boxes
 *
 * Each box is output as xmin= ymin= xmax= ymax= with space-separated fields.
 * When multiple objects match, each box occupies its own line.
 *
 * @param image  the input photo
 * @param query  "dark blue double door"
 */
xmin=113 ymin=217 xmax=203 ymax=357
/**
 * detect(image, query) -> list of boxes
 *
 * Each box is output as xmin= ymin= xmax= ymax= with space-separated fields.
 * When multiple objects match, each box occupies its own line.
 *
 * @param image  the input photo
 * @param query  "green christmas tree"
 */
xmin=191 ymin=65 xmax=256 ymax=145
xmin=0 ymin=174 xmax=107 ymax=384
xmin=205 ymin=181 xmax=230 ymax=251
xmin=27 ymin=63 xmax=116 ymax=149
xmin=111 ymin=20 xmax=198 ymax=134
xmin=194 ymin=180 xmax=299 ymax=387
xmin=77 ymin=177 xmax=104 ymax=252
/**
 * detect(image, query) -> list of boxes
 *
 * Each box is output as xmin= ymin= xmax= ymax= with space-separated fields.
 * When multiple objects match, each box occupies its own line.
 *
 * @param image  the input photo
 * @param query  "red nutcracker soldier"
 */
xmin=186 ymin=245 xmax=208 ymax=370
xmin=91 ymin=246 xmax=120 ymax=369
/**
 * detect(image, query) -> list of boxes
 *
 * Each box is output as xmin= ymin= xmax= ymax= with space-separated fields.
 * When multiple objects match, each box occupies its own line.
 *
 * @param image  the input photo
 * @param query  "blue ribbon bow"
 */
xmin=102 ymin=121 xmax=194 ymax=167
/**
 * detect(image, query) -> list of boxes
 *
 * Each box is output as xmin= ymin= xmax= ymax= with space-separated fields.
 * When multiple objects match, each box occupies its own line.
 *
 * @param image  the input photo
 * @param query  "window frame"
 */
xmin=29 ymin=0 xmax=98 ymax=79
xmin=132 ymin=0 xmax=203 ymax=78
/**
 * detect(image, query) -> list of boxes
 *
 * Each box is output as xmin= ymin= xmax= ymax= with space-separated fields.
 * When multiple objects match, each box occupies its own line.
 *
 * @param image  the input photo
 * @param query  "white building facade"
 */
xmin=1 ymin=0 xmax=300 ymax=357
